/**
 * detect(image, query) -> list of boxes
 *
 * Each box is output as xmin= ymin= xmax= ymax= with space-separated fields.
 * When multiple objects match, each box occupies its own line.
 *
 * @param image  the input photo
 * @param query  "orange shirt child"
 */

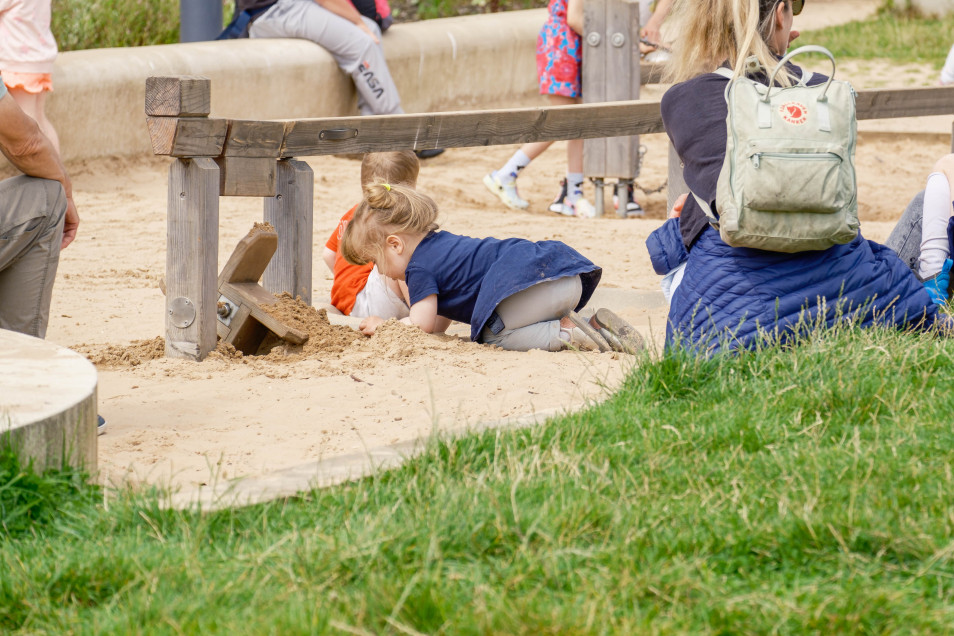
xmin=326 ymin=205 xmax=373 ymax=315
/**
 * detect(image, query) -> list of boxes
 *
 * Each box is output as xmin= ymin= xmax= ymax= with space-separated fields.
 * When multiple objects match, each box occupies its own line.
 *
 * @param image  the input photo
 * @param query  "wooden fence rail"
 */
xmin=146 ymin=76 xmax=954 ymax=360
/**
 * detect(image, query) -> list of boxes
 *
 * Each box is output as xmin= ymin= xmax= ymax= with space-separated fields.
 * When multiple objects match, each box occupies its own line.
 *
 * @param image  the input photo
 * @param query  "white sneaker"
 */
xmin=483 ymin=172 xmax=529 ymax=210
xmin=569 ymin=197 xmax=597 ymax=218
xmin=613 ymin=194 xmax=645 ymax=217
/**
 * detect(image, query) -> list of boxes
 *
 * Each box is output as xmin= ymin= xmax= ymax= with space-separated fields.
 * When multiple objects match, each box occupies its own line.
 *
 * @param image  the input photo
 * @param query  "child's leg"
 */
xmin=918 ymin=155 xmax=954 ymax=280
xmin=480 ymin=275 xmax=583 ymax=351
xmin=9 ymin=88 xmax=60 ymax=153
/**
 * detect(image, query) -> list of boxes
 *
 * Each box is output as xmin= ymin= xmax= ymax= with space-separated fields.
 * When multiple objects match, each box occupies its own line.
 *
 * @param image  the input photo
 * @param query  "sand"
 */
xmin=31 ymin=2 xmax=954 ymax=495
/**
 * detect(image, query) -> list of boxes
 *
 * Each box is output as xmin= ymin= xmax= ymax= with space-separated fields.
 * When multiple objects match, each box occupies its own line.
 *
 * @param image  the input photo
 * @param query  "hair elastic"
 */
xmin=382 ymin=182 xmax=391 ymax=191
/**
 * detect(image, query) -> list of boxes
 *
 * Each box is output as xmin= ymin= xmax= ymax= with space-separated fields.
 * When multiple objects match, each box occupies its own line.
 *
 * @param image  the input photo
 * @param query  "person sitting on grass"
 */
xmin=657 ymin=0 xmax=948 ymax=353
xmin=322 ymin=150 xmax=417 ymax=320
xmin=339 ymin=181 xmax=641 ymax=352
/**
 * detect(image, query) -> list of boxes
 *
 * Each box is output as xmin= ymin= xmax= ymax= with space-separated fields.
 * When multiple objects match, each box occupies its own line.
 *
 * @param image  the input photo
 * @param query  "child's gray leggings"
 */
xmin=480 ymin=275 xmax=583 ymax=352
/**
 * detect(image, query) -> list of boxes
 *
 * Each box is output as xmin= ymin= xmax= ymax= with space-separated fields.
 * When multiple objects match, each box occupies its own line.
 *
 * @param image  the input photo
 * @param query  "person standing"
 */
xmin=0 ymin=0 xmax=61 ymax=153
xmin=0 ymin=81 xmax=78 ymax=338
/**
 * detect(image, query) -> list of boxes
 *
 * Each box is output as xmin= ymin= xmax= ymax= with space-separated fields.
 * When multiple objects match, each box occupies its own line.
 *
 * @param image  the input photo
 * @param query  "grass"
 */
xmin=4 ymin=324 xmax=954 ymax=632
xmin=799 ymin=10 xmax=954 ymax=68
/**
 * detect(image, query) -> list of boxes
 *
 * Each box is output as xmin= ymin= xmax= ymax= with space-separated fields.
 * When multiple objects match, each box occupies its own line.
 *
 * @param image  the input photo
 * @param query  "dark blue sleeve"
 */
xmin=405 ymin=266 xmax=439 ymax=306
xmin=646 ymin=217 xmax=689 ymax=275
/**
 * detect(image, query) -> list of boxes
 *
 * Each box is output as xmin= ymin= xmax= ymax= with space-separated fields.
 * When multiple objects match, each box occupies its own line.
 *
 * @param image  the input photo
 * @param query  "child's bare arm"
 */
xmin=322 ymin=247 xmax=337 ymax=273
xmin=566 ymin=0 xmax=584 ymax=35
xmin=406 ymin=294 xmax=440 ymax=333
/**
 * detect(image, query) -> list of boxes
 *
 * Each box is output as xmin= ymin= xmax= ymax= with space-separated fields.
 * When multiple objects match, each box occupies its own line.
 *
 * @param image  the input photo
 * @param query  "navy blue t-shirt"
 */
xmin=405 ymin=231 xmax=601 ymax=341
xmin=661 ymin=63 xmax=827 ymax=250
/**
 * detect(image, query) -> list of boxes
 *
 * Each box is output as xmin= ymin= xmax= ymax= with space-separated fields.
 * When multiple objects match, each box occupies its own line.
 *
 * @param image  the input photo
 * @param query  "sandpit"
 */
xmin=34 ymin=42 xmax=951 ymax=497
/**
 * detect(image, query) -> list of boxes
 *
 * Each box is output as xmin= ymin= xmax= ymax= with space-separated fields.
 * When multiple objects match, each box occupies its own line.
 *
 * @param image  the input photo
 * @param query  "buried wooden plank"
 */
xmin=145 ymin=76 xmax=211 ymax=117
xmin=279 ymin=100 xmax=666 ymax=156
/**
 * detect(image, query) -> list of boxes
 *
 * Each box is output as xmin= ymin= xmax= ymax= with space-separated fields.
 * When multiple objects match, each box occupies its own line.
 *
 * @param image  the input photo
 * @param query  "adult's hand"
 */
xmin=61 ymin=197 xmax=79 ymax=249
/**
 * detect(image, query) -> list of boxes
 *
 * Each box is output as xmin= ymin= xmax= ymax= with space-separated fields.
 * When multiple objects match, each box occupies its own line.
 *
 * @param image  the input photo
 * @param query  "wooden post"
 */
xmin=166 ymin=158 xmax=220 ymax=360
xmin=583 ymin=0 xmax=641 ymax=216
xmin=263 ymin=159 xmax=314 ymax=304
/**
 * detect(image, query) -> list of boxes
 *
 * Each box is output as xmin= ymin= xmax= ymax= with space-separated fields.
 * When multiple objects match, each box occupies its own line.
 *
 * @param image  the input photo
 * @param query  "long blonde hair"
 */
xmin=341 ymin=182 xmax=440 ymax=267
xmin=665 ymin=0 xmax=794 ymax=85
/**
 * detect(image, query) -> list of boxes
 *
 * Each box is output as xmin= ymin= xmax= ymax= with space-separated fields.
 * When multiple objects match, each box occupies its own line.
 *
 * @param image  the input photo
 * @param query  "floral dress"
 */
xmin=536 ymin=0 xmax=582 ymax=98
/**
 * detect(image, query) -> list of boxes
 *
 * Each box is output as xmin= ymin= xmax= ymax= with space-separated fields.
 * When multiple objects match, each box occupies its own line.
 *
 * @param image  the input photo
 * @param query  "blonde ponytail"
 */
xmin=341 ymin=182 xmax=440 ymax=267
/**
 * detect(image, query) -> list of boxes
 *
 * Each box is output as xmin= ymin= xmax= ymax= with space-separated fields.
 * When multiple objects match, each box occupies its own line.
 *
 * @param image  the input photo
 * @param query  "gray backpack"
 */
xmin=692 ymin=45 xmax=860 ymax=253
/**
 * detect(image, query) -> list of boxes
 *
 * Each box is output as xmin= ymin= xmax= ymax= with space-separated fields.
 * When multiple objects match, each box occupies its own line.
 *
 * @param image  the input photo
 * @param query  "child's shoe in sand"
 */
xmin=483 ymin=172 xmax=529 ymax=210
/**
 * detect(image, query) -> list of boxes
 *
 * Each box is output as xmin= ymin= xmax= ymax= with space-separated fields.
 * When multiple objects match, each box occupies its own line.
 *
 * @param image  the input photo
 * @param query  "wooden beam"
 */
xmin=165 ymin=158 xmax=220 ymax=361
xmin=147 ymin=116 xmax=228 ymax=156
xmin=222 ymin=119 xmax=288 ymax=158
xmin=855 ymin=86 xmax=954 ymax=120
xmin=145 ymin=76 xmax=211 ymax=117
xmin=264 ymin=159 xmax=314 ymax=304
xmin=214 ymin=157 xmax=277 ymax=197
xmin=280 ymin=100 xmax=665 ymax=157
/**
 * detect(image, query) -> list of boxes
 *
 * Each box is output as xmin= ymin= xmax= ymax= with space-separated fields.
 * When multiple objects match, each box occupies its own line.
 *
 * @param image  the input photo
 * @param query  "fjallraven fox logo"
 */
xmin=780 ymin=101 xmax=808 ymax=125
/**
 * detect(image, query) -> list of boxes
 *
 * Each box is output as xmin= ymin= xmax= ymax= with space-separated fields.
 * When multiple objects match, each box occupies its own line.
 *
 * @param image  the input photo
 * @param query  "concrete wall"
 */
xmin=47 ymin=10 xmax=546 ymax=163
xmin=909 ymin=0 xmax=954 ymax=16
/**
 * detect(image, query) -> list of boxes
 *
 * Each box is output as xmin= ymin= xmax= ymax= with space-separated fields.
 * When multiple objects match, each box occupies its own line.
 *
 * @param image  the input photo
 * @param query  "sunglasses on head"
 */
xmin=792 ymin=0 xmax=804 ymax=15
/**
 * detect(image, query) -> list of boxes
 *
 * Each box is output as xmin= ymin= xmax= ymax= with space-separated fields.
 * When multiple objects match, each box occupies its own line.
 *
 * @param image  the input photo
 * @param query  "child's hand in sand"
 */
xmin=359 ymin=315 xmax=386 ymax=335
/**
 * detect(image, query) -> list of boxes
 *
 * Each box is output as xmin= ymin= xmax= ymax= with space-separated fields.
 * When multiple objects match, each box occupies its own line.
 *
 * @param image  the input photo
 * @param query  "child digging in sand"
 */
xmin=322 ymin=151 xmax=417 ymax=320
xmin=340 ymin=180 xmax=643 ymax=352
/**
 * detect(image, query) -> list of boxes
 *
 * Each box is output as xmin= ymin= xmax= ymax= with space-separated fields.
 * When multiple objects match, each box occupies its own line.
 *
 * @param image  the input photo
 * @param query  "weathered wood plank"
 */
xmin=583 ymin=0 xmax=642 ymax=181
xmin=264 ymin=159 xmax=314 ymax=304
xmin=222 ymin=119 xmax=288 ymax=158
xmin=855 ymin=86 xmax=954 ymax=120
xmin=145 ymin=76 xmax=211 ymax=117
xmin=280 ymin=101 xmax=665 ymax=157
xmin=215 ymin=157 xmax=278 ymax=197
xmin=165 ymin=158 xmax=219 ymax=361
xmin=147 ymin=116 xmax=228 ymax=156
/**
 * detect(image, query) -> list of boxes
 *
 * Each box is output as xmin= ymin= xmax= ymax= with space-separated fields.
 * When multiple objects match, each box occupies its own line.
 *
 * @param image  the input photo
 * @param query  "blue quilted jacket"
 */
xmin=666 ymin=227 xmax=937 ymax=353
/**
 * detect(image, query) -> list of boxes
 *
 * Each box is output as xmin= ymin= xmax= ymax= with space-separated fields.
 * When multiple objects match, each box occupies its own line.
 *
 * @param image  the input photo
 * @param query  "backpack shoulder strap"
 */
xmin=690 ymin=190 xmax=720 ymax=227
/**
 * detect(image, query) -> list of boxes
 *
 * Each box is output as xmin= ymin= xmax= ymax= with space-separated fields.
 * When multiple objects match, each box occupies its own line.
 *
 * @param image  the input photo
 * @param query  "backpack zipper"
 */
xmin=751 ymin=151 xmax=841 ymax=169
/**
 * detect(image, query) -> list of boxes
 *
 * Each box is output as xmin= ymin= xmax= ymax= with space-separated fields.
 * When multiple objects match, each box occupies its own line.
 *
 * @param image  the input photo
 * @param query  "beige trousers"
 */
xmin=0 ymin=175 xmax=66 ymax=338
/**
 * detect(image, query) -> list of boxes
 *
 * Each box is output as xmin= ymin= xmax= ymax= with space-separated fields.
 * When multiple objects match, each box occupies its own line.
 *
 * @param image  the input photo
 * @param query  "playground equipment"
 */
xmin=582 ymin=0 xmax=644 ymax=217
xmin=214 ymin=224 xmax=309 ymax=355
xmin=145 ymin=75 xmax=954 ymax=361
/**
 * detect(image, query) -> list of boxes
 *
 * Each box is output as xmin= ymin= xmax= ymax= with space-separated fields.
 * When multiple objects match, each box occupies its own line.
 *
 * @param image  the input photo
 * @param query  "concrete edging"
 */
xmin=0 ymin=329 xmax=97 ymax=473
xmin=48 ymin=9 xmax=547 ymax=163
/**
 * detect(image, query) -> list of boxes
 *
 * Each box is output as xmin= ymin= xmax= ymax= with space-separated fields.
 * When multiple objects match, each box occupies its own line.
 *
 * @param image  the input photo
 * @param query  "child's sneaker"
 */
xmin=569 ymin=197 xmax=597 ymax=218
xmin=548 ymin=178 xmax=569 ymax=214
xmin=923 ymin=258 xmax=953 ymax=305
xmin=483 ymin=172 xmax=529 ymax=210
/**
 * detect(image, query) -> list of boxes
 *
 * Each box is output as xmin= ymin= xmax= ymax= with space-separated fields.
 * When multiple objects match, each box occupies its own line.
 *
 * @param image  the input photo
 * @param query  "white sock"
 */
xmin=565 ymin=172 xmax=584 ymax=203
xmin=918 ymin=172 xmax=952 ymax=279
xmin=495 ymin=150 xmax=531 ymax=184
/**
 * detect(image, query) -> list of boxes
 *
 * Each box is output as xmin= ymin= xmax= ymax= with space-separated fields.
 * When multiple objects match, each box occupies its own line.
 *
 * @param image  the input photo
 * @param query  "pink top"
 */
xmin=0 ymin=0 xmax=57 ymax=74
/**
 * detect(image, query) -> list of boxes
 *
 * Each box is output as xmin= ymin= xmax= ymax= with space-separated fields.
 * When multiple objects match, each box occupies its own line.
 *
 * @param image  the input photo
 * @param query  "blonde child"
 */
xmin=340 ymin=182 xmax=642 ymax=352
xmin=0 ymin=0 xmax=60 ymax=153
xmin=322 ymin=151 xmax=416 ymax=319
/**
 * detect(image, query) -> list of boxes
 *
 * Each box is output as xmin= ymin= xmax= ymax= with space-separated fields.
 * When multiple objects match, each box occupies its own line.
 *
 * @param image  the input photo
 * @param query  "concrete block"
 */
xmin=0 ymin=329 xmax=97 ymax=473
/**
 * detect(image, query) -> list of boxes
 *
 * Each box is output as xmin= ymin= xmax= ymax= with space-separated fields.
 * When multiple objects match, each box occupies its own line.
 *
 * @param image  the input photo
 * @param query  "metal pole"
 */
xmin=180 ymin=0 xmax=223 ymax=43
